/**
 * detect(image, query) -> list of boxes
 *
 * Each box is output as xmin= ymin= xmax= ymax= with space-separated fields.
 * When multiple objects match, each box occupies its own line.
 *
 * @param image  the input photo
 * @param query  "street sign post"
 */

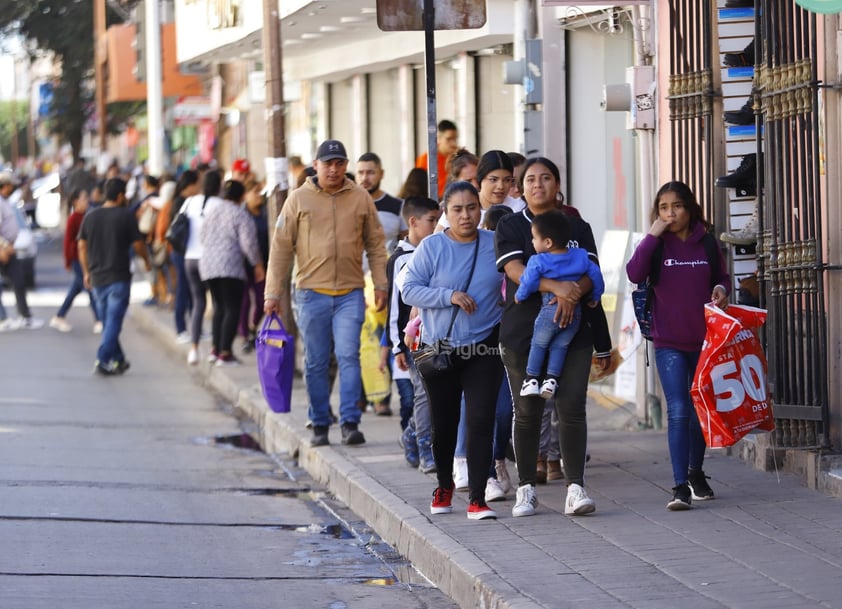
xmin=377 ymin=0 xmax=487 ymax=202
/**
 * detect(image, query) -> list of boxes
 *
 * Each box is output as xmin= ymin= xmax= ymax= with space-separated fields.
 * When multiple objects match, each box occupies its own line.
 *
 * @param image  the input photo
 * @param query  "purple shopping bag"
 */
xmin=256 ymin=313 xmax=295 ymax=413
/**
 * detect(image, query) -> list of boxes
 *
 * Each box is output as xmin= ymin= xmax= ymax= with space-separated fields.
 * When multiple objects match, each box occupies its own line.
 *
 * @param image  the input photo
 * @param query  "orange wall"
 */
xmin=106 ymin=23 xmax=204 ymax=103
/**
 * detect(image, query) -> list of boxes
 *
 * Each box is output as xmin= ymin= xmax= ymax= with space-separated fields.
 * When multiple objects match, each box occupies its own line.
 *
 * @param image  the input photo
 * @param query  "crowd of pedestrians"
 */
xmin=0 ymin=119 xmax=733 ymax=519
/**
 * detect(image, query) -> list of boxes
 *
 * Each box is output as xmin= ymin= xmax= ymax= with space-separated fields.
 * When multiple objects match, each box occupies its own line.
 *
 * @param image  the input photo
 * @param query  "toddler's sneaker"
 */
xmin=540 ymin=378 xmax=558 ymax=399
xmin=520 ymin=378 xmax=540 ymax=397
xmin=564 ymin=483 xmax=596 ymax=515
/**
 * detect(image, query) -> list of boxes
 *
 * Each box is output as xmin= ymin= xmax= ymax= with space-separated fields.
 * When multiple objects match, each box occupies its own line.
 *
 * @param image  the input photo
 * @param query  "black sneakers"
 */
xmin=724 ymin=98 xmax=755 ymax=125
xmin=715 ymin=153 xmax=757 ymax=195
xmin=340 ymin=423 xmax=366 ymax=446
xmin=311 ymin=425 xmax=329 ymax=447
xmin=688 ymin=469 xmax=716 ymax=500
xmin=667 ymin=483 xmax=692 ymax=511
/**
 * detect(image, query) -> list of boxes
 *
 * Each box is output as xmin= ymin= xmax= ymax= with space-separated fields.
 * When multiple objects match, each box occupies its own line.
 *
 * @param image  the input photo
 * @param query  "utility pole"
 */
xmin=261 ymin=0 xmax=287 ymax=225
xmin=145 ymin=0 xmax=164 ymax=176
xmin=94 ymin=0 xmax=107 ymax=154
xmin=261 ymin=0 xmax=294 ymax=334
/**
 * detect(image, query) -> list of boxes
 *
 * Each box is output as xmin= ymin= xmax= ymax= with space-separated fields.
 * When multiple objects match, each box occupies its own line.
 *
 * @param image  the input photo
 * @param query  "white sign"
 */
xmin=173 ymin=96 xmax=212 ymax=125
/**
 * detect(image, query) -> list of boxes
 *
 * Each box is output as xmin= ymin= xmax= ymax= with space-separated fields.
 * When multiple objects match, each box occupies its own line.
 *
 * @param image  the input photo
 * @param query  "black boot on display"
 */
xmin=723 ymin=39 xmax=755 ymax=67
xmin=715 ymin=153 xmax=757 ymax=195
xmin=724 ymin=99 xmax=755 ymax=125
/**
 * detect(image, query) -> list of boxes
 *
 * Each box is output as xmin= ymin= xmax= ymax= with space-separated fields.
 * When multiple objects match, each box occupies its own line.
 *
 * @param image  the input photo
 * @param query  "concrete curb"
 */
xmin=131 ymin=305 xmax=543 ymax=609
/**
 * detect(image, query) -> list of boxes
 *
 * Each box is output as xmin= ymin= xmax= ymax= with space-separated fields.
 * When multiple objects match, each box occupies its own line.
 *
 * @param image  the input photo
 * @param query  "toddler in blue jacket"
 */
xmin=515 ymin=210 xmax=605 ymax=398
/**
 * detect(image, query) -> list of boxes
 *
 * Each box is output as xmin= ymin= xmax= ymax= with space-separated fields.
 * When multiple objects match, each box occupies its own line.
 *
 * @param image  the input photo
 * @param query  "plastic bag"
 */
xmin=690 ymin=304 xmax=774 ymax=448
xmin=360 ymin=307 xmax=391 ymax=403
xmin=256 ymin=313 xmax=295 ymax=413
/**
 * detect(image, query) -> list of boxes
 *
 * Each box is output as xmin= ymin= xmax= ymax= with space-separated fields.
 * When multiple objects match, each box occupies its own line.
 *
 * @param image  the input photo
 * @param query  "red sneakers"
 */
xmin=430 ymin=483 xmax=455 ymax=514
xmin=467 ymin=500 xmax=497 ymax=520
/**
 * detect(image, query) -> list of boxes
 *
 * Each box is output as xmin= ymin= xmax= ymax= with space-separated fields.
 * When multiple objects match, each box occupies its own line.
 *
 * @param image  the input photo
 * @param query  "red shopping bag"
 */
xmin=256 ymin=314 xmax=295 ymax=413
xmin=690 ymin=304 xmax=775 ymax=448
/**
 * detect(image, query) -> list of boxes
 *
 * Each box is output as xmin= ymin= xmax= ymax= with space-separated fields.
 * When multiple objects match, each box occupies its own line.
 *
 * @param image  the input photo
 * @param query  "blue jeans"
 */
xmin=395 ymin=377 xmax=414 ymax=431
xmin=655 ymin=347 xmax=706 ymax=486
xmin=171 ymin=251 xmax=192 ymax=334
xmin=526 ymin=297 xmax=581 ymax=378
xmin=294 ymin=288 xmax=366 ymax=428
xmin=93 ymin=280 xmax=131 ymax=364
xmin=490 ymin=378 xmax=514 ymax=476
xmin=57 ymin=260 xmax=100 ymax=320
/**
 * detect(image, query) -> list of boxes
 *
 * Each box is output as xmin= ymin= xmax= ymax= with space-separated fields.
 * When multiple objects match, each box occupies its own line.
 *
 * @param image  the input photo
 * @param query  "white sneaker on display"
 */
xmin=484 ymin=477 xmax=506 ymax=503
xmin=453 ymin=457 xmax=469 ymax=491
xmin=512 ymin=484 xmax=538 ymax=517
xmin=49 ymin=316 xmax=72 ymax=332
xmin=564 ymin=483 xmax=596 ymax=516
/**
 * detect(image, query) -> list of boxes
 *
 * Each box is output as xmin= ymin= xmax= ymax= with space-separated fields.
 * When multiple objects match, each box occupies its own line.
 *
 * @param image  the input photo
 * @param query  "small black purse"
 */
xmin=414 ymin=236 xmax=480 ymax=380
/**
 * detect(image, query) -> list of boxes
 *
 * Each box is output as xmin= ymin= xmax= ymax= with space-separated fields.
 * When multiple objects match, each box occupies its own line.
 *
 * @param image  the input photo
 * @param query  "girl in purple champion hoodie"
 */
xmin=626 ymin=181 xmax=730 ymax=511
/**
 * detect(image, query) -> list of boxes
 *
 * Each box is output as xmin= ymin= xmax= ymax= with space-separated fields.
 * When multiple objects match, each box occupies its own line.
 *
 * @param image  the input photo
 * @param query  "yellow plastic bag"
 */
xmin=360 ymin=306 xmax=391 ymax=403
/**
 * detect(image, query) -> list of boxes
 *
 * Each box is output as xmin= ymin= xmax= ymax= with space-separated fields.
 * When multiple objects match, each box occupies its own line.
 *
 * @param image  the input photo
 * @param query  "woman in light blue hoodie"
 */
xmin=402 ymin=181 xmax=504 ymax=521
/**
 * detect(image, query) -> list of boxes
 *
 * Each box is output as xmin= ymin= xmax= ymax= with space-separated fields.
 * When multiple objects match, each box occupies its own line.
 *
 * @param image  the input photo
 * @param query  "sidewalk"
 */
xmin=131 ymin=304 xmax=842 ymax=609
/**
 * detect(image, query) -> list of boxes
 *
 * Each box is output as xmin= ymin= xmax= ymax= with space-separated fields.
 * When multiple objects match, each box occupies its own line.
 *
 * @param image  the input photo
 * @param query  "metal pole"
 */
xmin=145 ymin=0 xmax=164 ymax=176
xmin=10 ymin=61 xmax=18 ymax=166
xmin=262 ymin=0 xmax=294 ymax=334
xmin=94 ymin=0 xmax=107 ymax=154
xmin=262 ymin=0 xmax=287 ymax=225
xmin=423 ymin=0 xmax=438 ymax=203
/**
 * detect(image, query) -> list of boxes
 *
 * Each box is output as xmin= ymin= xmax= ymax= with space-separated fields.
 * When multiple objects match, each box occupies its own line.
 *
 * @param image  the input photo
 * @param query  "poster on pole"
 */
xmin=376 ymin=0 xmax=487 ymax=31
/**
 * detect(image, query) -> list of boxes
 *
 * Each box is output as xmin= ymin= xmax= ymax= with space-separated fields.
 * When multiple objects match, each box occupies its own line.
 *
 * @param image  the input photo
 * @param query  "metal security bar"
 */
xmin=754 ymin=1 xmax=829 ymax=448
xmin=665 ymin=1 xmax=716 ymax=223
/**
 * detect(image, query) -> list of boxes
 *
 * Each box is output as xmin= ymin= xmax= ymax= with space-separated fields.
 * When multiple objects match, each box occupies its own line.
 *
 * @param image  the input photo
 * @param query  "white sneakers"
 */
xmin=494 ymin=459 xmax=512 ymax=494
xmin=540 ymin=378 xmax=558 ymax=399
xmin=49 ymin=316 xmax=72 ymax=332
xmin=175 ymin=331 xmax=191 ymax=345
xmin=92 ymin=321 xmax=103 ymax=334
xmin=564 ymin=483 xmax=596 ymax=515
xmin=520 ymin=377 xmax=558 ymax=398
xmin=453 ymin=457 xmax=469 ymax=491
xmin=520 ymin=378 xmax=540 ymax=396
xmin=187 ymin=347 xmax=199 ymax=365
xmin=485 ymin=477 xmax=506 ymax=503
xmin=512 ymin=484 xmax=538 ymax=517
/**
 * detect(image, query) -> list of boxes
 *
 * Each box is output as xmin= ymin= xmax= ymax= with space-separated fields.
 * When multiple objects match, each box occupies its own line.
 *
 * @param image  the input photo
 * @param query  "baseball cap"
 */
xmin=232 ymin=158 xmax=250 ymax=174
xmin=0 ymin=171 xmax=16 ymax=186
xmin=316 ymin=140 xmax=348 ymax=162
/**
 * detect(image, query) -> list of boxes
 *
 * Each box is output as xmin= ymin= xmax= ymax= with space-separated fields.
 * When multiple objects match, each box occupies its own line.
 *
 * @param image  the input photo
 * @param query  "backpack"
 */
xmin=632 ymin=233 xmax=720 ymax=341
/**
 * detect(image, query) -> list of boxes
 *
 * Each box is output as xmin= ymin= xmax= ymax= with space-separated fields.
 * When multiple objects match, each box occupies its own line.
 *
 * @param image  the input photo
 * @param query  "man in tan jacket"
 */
xmin=264 ymin=140 xmax=388 ymax=447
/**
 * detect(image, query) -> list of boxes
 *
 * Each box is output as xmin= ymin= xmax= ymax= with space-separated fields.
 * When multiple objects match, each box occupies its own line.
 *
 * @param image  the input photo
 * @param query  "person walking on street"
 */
xmin=50 ymin=189 xmax=102 ymax=333
xmin=402 ymin=181 xmax=505 ymax=521
xmin=626 ymin=180 xmax=730 ymax=510
xmin=169 ymin=170 xmax=200 ymax=344
xmin=78 ymin=177 xmax=150 ymax=375
xmin=495 ymin=157 xmax=610 ymax=518
xmin=384 ymin=196 xmax=441 ymax=470
xmin=199 ymin=180 xmax=265 ymax=366
xmin=0 ymin=171 xmax=42 ymax=330
xmin=183 ymin=169 xmax=225 ymax=365
xmin=264 ymin=139 xmax=389 ymax=447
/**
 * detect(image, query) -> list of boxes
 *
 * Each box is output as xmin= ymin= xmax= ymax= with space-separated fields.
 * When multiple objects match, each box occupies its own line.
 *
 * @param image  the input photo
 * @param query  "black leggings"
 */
xmin=421 ymin=336 xmax=504 ymax=503
xmin=207 ymin=277 xmax=245 ymax=355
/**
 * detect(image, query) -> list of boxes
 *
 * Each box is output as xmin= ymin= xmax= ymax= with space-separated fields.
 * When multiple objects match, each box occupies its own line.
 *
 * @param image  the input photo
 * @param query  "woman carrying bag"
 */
xmin=402 ymin=181 xmax=504 ymax=520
